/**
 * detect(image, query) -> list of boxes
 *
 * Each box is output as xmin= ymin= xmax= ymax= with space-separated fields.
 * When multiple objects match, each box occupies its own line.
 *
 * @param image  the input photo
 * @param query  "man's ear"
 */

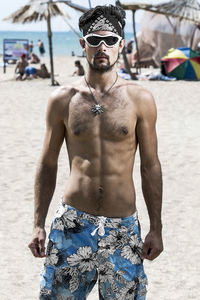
xmin=79 ymin=38 xmax=85 ymax=51
xmin=119 ymin=39 xmax=125 ymax=53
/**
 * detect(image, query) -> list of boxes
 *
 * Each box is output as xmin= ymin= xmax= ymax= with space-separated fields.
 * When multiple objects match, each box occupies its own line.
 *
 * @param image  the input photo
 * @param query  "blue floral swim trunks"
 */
xmin=40 ymin=201 xmax=148 ymax=300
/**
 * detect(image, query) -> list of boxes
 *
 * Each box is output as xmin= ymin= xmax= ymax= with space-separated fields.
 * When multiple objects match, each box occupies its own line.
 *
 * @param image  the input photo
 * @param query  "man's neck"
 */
xmin=86 ymin=67 xmax=118 ymax=93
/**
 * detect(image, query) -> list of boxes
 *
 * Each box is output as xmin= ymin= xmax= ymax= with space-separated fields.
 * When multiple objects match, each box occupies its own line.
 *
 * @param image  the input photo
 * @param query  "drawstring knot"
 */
xmin=91 ymin=216 xmax=107 ymax=236
xmin=55 ymin=200 xmax=68 ymax=218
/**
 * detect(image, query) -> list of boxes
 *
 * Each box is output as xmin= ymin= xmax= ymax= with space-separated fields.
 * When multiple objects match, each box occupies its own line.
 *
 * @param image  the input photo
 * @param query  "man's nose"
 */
xmin=97 ymin=41 xmax=107 ymax=52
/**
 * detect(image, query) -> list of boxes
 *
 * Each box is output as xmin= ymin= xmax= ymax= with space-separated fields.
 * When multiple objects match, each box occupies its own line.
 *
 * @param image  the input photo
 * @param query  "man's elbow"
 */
xmin=38 ymin=157 xmax=58 ymax=170
xmin=140 ymin=159 xmax=161 ymax=176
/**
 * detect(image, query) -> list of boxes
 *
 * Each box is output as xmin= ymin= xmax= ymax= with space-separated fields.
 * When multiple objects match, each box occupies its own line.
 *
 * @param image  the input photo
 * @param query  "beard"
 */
xmin=87 ymin=52 xmax=119 ymax=73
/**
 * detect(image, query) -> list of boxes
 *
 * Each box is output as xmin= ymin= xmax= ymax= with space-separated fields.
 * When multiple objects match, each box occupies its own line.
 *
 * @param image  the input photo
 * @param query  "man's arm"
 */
xmin=28 ymin=88 xmax=66 ymax=257
xmin=136 ymin=89 xmax=163 ymax=261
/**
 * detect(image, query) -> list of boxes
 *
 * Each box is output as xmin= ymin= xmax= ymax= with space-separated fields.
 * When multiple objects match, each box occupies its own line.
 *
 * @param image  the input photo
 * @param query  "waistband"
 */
xmin=54 ymin=199 xmax=139 ymax=236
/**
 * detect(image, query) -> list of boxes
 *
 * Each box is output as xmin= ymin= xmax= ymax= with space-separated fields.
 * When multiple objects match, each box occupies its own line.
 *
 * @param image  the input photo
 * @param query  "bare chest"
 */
xmin=66 ymin=91 xmax=137 ymax=140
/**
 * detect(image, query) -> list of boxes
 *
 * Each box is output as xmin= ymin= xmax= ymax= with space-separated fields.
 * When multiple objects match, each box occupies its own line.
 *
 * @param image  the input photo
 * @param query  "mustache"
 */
xmin=94 ymin=52 xmax=109 ymax=59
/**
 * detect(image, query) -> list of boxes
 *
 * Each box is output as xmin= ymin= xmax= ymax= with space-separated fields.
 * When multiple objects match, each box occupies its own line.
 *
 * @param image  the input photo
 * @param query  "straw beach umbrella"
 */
xmin=4 ymin=0 xmax=71 ymax=86
xmin=152 ymin=0 xmax=200 ymax=47
xmin=121 ymin=0 xmax=200 ymax=24
xmin=152 ymin=0 xmax=200 ymax=24
xmin=121 ymin=0 xmax=200 ymax=68
xmin=121 ymin=0 xmax=200 ymax=46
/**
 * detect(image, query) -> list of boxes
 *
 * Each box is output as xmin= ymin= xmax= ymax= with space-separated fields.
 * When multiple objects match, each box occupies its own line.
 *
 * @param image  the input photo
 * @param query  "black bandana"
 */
xmin=82 ymin=14 xmax=123 ymax=37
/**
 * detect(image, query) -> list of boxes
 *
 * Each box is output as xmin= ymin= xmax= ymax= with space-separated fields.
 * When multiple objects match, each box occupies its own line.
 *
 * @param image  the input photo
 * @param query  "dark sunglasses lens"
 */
xmin=86 ymin=36 xmax=101 ymax=46
xmin=104 ymin=36 xmax=119 ymax=45
xmin=86 ymin=35 xmax=119 ymax=46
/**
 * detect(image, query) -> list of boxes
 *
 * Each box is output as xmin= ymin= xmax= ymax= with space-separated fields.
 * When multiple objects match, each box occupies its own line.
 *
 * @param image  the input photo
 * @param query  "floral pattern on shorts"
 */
xmin=39 ymin=203 xmax=148 ymax=300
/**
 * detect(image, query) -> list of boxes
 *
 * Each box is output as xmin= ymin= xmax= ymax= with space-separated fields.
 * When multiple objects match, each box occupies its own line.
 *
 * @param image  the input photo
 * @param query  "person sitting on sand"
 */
xmin=36 ymin=63 xmax=50 ymax=78
xmin=137 ymin=71 xmax=176 ymax=81
xmin=137 ymin=61 xmax=176 ymax=81
xmin=30 ymin=53 xmax=40 ymax=64
xmin=23 ymin=63 xmax=50 ymax=80
xmin=24 ymin=66 xmax=37 ymax=79
xmin=72 ymin=60 xmax=85 ymax=76
xmin=14 ymin=53 xmax=28 ymax=80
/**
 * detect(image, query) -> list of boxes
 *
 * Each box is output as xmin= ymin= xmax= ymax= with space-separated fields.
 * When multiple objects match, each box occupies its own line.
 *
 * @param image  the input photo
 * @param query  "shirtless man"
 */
xmin=29 ymin=5 xmax=163 ymax=300
xmin=14 ymin=53 xmax=28 ymax=80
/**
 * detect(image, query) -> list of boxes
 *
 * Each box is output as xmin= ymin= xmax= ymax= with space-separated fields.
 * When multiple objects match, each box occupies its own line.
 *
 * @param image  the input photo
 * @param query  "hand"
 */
xmin=142 ymin=230 xmax=163 ymax=261
xmin=28 ymin=227 xmax=46 ymax=258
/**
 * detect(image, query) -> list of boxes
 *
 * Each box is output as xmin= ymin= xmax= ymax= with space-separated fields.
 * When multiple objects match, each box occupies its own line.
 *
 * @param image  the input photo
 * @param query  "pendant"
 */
xmin=91 ymin=103 xmax=104 ymax=116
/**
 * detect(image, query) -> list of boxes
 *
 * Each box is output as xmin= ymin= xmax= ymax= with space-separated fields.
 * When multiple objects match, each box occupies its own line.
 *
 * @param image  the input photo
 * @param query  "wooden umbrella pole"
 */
xmin=63 ymin=17 xmax=81 ymax=38
xmin=166 ymin=16 xmax=178 ymax=48
xmin=47 ymin=5 xmax=55 ymax=86
xmin=88 ymin=0 xmax=92 ymax=9
xmin=132 ymin=10 xmax=140 ymax=74
xmin=173 ymin=20 xmax=178 ymax=48
xmin=190 ymin=26 xmax=197 ymax=49
xmin=122 ymin=47 xmax=134 ymax=79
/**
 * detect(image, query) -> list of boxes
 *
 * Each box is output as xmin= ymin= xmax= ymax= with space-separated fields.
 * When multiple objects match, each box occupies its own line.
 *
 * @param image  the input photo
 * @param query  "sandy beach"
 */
xmin=0 ymin=55 xmax=200 ymax=300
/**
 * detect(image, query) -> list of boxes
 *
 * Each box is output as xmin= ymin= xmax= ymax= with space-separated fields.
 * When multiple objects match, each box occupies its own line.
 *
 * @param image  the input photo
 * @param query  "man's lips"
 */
xmin=95 ymin=56 xmax=108 ymax=60
xmin=94 ymin=52 xmax=109 ymax=60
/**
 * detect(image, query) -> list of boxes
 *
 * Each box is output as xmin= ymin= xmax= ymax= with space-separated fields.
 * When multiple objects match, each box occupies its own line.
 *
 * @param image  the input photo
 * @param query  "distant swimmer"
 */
xmin=37 ymin=39 xmax=45 ymax=56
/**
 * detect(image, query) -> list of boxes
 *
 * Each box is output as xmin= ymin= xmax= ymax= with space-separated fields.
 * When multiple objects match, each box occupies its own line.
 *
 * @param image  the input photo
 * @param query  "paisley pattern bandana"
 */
xmin=82 ymin=14 xmax=123 ymax=37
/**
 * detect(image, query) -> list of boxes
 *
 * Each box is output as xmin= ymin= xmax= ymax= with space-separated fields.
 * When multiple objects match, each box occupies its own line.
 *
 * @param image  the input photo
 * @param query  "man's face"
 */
xmin=80 ymin=31 xmax=125 ymax=73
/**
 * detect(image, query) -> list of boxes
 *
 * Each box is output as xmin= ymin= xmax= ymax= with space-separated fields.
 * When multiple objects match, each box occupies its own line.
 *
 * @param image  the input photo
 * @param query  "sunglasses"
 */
xmin=83 ymin=33 xmax=122 ymax=48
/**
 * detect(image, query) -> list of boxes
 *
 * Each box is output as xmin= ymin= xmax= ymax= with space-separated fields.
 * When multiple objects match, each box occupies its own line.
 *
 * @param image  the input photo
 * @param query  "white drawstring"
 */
xmin=91 ymin=216 xmax=107 ymax=236
xmin=55 ymin=201 xmax=68 ymax=218
xmin=55 ymin=200 xmax=107 ymax=236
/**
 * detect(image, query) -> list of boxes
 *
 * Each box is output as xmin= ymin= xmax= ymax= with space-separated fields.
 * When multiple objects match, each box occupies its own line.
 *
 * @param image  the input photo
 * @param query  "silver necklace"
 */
xmin=84 ymin=74 xmax=118 ymax=116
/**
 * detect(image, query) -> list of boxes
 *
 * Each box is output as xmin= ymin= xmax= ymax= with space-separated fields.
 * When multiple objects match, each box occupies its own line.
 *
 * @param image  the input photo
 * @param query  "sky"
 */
xmin=0 ymin=0 xmax=165 ymax=32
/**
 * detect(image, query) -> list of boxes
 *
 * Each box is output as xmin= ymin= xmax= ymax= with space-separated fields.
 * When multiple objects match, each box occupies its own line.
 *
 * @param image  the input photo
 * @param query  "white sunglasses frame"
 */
xmin=83 ymin=33 xmax=122 ymax=48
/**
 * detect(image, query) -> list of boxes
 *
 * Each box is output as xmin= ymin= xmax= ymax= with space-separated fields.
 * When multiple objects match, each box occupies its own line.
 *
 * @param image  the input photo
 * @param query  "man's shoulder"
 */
xmin=120 ymin=80 xmax=156 ymax=118
xmin=48 ymin=79 xmax=85 ymax=112
xmin=126 ymin=82 xmax=152 ymax=98
xmin=118 ymin=79 xmax=154 ymax=105
xmin=50 ymin=79 xmax=84 ymax=102
xmin=127 ymin=83 xmax=154 ymax=106
xmin=50 ymin=85 xmax=74 ymax=101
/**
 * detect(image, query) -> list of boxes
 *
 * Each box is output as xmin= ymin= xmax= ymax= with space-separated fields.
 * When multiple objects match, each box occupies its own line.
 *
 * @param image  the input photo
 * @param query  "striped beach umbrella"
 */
xmin=162 ymin=47 xmax=200 ymax=80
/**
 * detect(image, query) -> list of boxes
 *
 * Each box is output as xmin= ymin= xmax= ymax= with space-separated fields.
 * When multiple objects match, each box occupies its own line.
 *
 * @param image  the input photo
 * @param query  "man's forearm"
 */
xmin=141 ymin=161 xmax=163 ymax=231
xmin=34 ymin=162 xmax=57 ymax=228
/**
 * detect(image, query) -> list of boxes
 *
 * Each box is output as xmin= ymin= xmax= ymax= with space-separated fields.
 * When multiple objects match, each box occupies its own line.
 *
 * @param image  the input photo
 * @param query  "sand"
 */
xmin=0 ymin=55 xmax=200 ymax=300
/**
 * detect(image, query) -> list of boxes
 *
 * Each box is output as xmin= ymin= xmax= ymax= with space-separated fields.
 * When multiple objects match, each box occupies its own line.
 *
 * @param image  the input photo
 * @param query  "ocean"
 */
xmin=0 ymin=30 xmax=134 ymax=57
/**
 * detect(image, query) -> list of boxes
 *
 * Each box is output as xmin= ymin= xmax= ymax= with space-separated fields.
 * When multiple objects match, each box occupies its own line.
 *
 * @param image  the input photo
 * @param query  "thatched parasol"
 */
xmin=118 ymin=1 xmax=154 ymax=12
xmin=151 ymin=0 xmax=200 ymax=47
xmin=121 ymin=0 xmax=200 ymax=24
xmin=121 ymin=0 xmax=200 ymax=66
xmin=4 ymin=0 xmax=71 ymax=85
xmin=152 ymin=0 xmax=200 ymax=24
xmin=56 ymin=1 xmax=88 ymax=13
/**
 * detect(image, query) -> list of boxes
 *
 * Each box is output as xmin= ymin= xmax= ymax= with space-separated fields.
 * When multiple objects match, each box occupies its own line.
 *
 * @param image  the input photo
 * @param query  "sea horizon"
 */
xmin=0 ymin=30 xmax=136 ymax=58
